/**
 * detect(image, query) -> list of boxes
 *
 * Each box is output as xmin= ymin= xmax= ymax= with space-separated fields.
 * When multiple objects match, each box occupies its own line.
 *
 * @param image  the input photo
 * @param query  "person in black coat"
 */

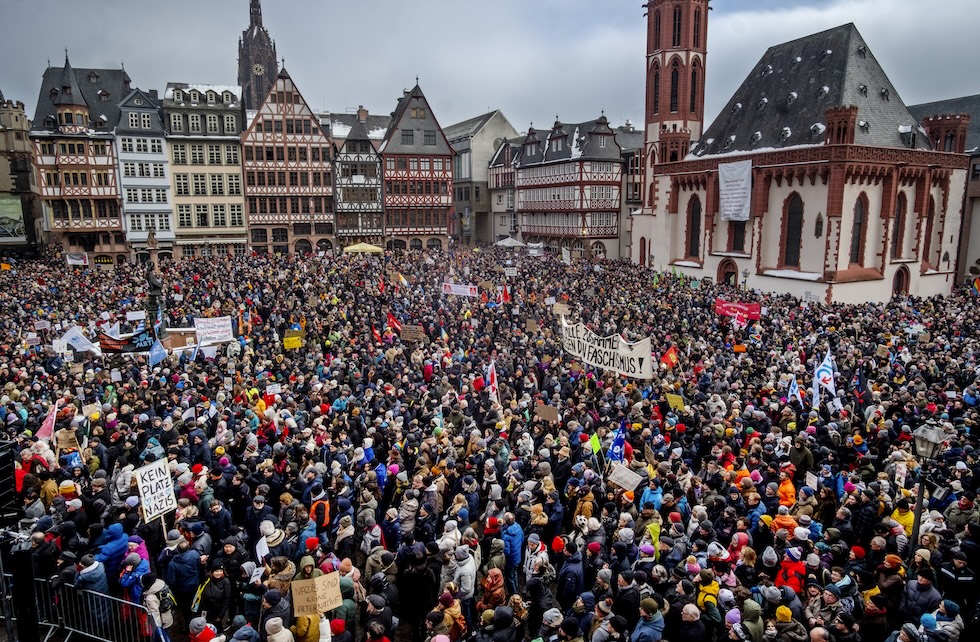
xmin=198 ymin=564 xmax=233 ymax=627
xmin=613 ymin=570 xmax=641 ymax=632
xmin=671 ymin=603 xmax=706 ymax=642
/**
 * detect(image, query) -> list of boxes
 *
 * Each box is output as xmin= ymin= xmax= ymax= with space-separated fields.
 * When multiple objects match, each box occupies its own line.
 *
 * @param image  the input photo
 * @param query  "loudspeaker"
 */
xmin=9 ymin=541 xmax=39 ymax=642
xmin=0 ymin=441 xmax=17 ymax=527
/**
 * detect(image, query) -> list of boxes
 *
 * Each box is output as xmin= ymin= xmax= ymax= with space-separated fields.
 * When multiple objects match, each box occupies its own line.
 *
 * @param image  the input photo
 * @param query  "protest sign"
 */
xmin=544 ymin=296 xmax=556 ymax=306
xmin=126 ymin=310 xmax=146 ymax=321
xmin=52 ymin=339 xmax=67 ymax=354
xmin=895 ymin=463 xmax=907 ymax=489
xmin=526 ymin=319 xmax=539 ymax=333
xmin=535 ymin=404 xmax=559 ymax=422
xmin=98 ymin=330 xmax=155 ymax=354
xmin=876 ymin=345 xmax=890 ymax=358
xmin=442 ymin=282 xmax=479 ymax=297
xmin=504 ymin=267 xmax=517 ymax=277
xmin=136 ymin=458 xmax=177 ymax=522
xmin=34 ymin=320 xmax=51 ymax=331
xmin=553 ymin=303 xmax=570 ymax=316
xmin=291 ymin=572 xmax=343 ymax=616
xmin=283 ymin=336 xmax=302 ymax=350
xmin=194 ymin=316 xmax=234 ymax=345
xmin=402 ymin=325 xmax=426 ymax=342
xmin=607 ymin=463 xmax=644 ymax=490
xmin=560 ymin=317 xmax=653 ymax=380
xmin=665 ymin=393 xmax=686 ymax=412
xmin=806 ymin=472 xmax=819 ymax=491
xmin=266 ymin=383 xmax=282 ymax=395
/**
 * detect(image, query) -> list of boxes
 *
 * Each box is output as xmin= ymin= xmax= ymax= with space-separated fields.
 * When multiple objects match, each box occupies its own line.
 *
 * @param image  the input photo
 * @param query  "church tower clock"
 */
xmin=237 ymin=0 xmax=279 ymax=111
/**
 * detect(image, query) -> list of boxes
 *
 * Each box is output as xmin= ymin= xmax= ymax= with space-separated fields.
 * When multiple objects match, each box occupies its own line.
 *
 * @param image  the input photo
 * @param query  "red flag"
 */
xmin=378 ymin=278 xmax=385 ymax=294
xmin=371 ymin=324 xmax=382 ymax=343
xmin=660 ymin=346 xmax=680 ymax=369
xmin=35 ymin=399 xmax=59 ymax=442
xmin=502 ymin=285 xmax=511 ymax=303
xmin=387 ymin=312 xmax=402 ymax=333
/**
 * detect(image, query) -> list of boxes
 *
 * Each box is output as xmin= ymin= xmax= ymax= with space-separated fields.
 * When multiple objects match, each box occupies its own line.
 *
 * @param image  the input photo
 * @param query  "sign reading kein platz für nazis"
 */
xmin=135 ymin=458 xmax=177 ymax=522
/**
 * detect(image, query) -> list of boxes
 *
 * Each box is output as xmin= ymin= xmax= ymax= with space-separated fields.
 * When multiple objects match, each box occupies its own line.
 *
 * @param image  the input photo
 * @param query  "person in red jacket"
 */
xmin=774 ymin=546 xmax=806 ymax=595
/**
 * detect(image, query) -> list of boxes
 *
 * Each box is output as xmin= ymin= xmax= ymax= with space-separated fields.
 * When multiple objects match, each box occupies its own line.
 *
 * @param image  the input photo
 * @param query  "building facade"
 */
xmin=514 ymin=116 xmax=627 ymax=259
xmin=444 ymin=110 xmax=519 ymax=245
xmin=379 ymin=85 xmax=454 ymax=250
xmin=0 ymin=91 xmax=42 ymax=255
xmin=163 ymin=83 xmax=248 ymax=258
xmin=115 ymin=88 xmax=174 ymax=262
xmin=242 ymin=69 xmax=334 ymax=255
xmin=488 ymin=140 xmax=519 ymax=242
xmin=333 ymin=107 xmax=385 ymax=247
xmin=238 ymin=0 xmax=279 ymax=112
xmin=631 ymin=13 xmax=970 ymax=302
xmin=30 ymin=58 xmax=129 ymax=265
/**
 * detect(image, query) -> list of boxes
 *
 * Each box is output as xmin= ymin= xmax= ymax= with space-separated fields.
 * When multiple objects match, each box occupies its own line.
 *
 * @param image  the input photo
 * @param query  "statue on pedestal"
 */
xmin=145 ymin=262 xmax=164 ymax=326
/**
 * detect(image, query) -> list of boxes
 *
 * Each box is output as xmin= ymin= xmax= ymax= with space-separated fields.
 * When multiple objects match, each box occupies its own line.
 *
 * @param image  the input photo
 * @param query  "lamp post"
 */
xmin=742 ymin=268 xmax=750 ymax=290
xmin=909 ymin=422 xmax=945 ymax=551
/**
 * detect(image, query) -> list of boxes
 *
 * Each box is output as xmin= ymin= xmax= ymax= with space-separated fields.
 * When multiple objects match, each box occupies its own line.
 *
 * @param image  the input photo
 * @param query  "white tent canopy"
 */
xmin=495 ymin=237 xmax=526 ymax=247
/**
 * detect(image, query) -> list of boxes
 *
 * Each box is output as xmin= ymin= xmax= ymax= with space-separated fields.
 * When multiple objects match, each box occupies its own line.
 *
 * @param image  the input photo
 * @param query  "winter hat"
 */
xmin=851 ymin=546 xmax=866 ymax=559
xmin=439 ymin=591 xmax=454 ymax=608
xmin=124 ymin=553 xmax=141 ymax=567
xmin=561 ymin=620 xmax=582 ymax=638
xmin=902 ymin=624 xmax=920 ymax=642
xmin=597 ymin=568 xmax=612 ymax=584
xmin=305 ymin=537 xmax=319 ymax=551
xmin=915 ymin=548 xmax=932 ymax=563
xmin=330 ymin=620 xmax=346 ymax=636
xmin=263 ymin=589 xmax=282 ymax=607
xmin=125 ymin=496 xmax=140 ymax=508
xmin=542 ymin=608 xmax=563 ymax=627
xmin=760 ymin=585 xmax=782 ymax=604
xmin=823 ymin=584 xmax=841 ymax=598
xmin=140 ymin=573 xmax=157 ymax=590
xmin=80 ymin=554 xmax=96 ymax=568
xmin=806 ymin=553 xmax=821 ymax=567
xmin=707 ymin=542 xmax=726 ymax=558
xmin=482 ymin=610 xmax=495 ymax=625
xmin=725 ymin=609 xmax=741 ymax=625
xmin=943 ymin=600 xmax=960 ymax=616
xmin=367 ymin=594 xmax=386 ymax=610
xmin=189 ymin=617 xmax=208 ymax=636
xmin=762 ymin=546 xmax=779 ymax=567
xmin=640 ymin=597 xmax=660 ymax=615
xmin=785 ymin=547 xmax=802 ymax=562
xmin=731 ymin=623 xmax=750 ymax=641
xmin=776 ymin=606 xmax=792 ymax=623
xmin=794 ymin=528 xmax=810 ymax=542
xmin=454 ymin=546 xmax=470 ymax=562
xmin=920 ymin=614 xmax=937 ymax=631
xmin=588 ymin=542 xmax=602 ymax=554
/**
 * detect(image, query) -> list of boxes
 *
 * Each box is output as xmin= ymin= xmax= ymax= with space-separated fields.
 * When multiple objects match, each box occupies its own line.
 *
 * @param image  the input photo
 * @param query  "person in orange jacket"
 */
xmin=777 ymin=471 xmax=796 ymax=507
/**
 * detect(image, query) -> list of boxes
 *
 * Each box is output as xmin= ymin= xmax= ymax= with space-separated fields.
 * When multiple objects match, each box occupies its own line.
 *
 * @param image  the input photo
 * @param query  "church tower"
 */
xmin=643 ymin=0 xmax=708 ymax=171
xmin=237 ymin=0 xmax=279 ymax=111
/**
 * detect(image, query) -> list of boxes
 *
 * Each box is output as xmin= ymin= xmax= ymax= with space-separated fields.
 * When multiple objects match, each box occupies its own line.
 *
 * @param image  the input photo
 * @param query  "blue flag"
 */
xmin=787 ymin=375 xmax=801 ymax=404
xmin=608 ymin=420 xmax=627 ymax=462
xmin=149 ymin=339 xmax=167 ymax=367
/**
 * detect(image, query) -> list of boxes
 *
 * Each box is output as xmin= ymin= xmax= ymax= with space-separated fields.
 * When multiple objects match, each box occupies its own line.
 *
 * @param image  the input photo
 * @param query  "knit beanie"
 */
xmin=776 ymin=606 xmax=792 ymax=623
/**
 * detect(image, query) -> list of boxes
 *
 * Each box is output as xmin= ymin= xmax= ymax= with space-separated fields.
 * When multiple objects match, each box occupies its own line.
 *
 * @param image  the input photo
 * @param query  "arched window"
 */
xmin=923 ymin=196 xmax=937 ymax=263
xmin=849 ymin=194 xmax=867 ymax=265
xmin=693 ymin=9 xmax=702 ymax=48
xmin=690 ymin=63 xmax=699 ymax=113
xmin=653 ymin=10 xmax=661 ymax=50
xmin=687 ymin=196 xmax=702 ymax=258
xmin=653 ymin=65 xmax=660 ymax=115
xmin=672 ymin=5 xmax=683 ymax=48
xmin=892 ymin=192 xmax=906 ymax=259
xmin=639 ymin=237 xmax=647 ymax=265
xmin=670 ymin=60 xmax=679 ymax=113
xmin=783 ymin=194 xmax=804 ymax=267
xmin=945 ymin=133 xmax=956 ymax=152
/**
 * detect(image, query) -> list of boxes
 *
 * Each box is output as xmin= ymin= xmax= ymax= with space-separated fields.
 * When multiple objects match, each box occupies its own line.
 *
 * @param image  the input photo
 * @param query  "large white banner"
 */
xmin=441 ymin=282 xmax=479 ymax=298
xmin=194 ymin=316 xmax=234 ymax=345
xmin=719 ymin=159 xmax=752 ymax=222
xmin=135 ymin=458 xmax=177 ymax=522
xmin=561 ymin=318 xmax=653 ymax=379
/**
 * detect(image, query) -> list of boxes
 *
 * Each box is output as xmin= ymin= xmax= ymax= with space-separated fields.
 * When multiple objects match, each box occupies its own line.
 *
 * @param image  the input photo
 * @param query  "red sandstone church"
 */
xmin=630 ymin=0 xmax=971 ymax=303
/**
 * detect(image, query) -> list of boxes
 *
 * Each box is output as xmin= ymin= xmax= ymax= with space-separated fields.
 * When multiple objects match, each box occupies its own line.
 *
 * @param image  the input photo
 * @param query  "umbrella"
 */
xmin=342 ymin=242 xmax=384 ymax=254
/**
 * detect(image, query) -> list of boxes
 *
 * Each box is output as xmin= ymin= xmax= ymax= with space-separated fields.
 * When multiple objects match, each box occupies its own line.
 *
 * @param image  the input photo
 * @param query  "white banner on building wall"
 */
xmin=560 ymin=317 xmax=653 ymax=379
xmin=194 ymin=316 xmax=234 ymax=345
xmin=718 ymin=159 xmax=752 ymax=221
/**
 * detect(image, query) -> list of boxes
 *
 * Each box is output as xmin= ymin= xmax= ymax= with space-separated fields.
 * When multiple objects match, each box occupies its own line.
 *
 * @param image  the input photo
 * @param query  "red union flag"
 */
xmin=714 ymin=298 xmax=762 ymax=321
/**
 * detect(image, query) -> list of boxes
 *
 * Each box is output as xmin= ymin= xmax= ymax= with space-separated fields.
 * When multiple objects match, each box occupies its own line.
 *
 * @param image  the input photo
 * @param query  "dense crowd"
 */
xmin=6 ymin=247 xmax=980 ymax=642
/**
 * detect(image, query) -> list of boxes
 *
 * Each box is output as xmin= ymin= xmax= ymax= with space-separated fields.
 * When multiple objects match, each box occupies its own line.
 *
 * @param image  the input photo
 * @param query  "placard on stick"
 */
xmin=535 ymin=404 xmax=559 ymax=422
xmin=401 ymin=325 xmax=426 ymax=342
xmin=553 ymin=303 xmax=570 ymax=316
xmin=526 ymin=319 xmax=539 ymax=333
xmin=291 ymin=572 xmax=343 ymax=616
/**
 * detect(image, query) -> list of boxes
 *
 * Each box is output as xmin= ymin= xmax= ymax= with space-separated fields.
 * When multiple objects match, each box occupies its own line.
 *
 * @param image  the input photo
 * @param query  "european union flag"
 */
xmin=608 ymin=420 xmax=627 ymax=462
xmin=149 ymin=339 xmax=167 ymax=367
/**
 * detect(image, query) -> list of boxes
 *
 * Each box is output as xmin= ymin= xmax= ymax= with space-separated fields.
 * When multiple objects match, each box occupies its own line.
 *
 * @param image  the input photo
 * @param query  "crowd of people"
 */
xmin=6 ymin=246 xmax=980 ymax=642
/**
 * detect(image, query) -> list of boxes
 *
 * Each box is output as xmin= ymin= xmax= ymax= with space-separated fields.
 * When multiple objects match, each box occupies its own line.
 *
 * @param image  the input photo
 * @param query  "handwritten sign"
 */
xmin=526 ymin=319 xmax=539 ymax=333
xmin=291 ymin=572 xmax=343 ymax=616
xmin=136 ymin=458 xmax=177 ymax=522
xmin=504 ymin=267 xmax=517 ymax=277
xmin=806 ymin=471 xmax=819 ymax=491
xmin=607 ymin=463 xmax=644 ymax=491
xmin=553 ymin=303 xmax=570 ymax=316
xmin=283 ymin=336 xmax=302 ymax=350
xmin=265 ymin=383 xmax=282 ymax=395
xmin=535 ymin=404 xmax=559 ymax=423
xmin=402 ymin=325 xmax=426 ymax=342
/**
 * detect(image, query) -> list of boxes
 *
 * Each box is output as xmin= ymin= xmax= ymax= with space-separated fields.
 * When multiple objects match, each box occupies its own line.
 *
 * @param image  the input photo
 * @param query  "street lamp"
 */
xmin=741 ymin=268 xmax=750 ymax=290
xmin=909 ymin=422 xmax=945 ymax=551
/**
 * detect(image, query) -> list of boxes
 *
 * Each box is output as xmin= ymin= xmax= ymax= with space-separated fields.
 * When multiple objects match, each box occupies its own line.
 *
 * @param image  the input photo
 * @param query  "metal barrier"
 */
xmin=0 ymin=572 xmax=163 ymax=642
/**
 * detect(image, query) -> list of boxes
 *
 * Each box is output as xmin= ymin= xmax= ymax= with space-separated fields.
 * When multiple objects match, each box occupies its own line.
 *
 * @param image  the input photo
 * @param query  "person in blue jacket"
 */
xmin=118 ymin=551 xmax=151 ymax=603
xmin=501 ymin=512 xmax=524 ymax=595
xmin=94 ymin=523 xmax=129 ymax=582
xmin=164 ymin=540 xmax=202 ymax=621
xmin=74 ymin=554 xmax=110 ymax=632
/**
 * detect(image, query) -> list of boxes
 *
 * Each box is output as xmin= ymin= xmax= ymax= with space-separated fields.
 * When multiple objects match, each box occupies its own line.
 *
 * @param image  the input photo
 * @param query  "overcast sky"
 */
xmin=2 ymin=0 xmax=977 ymax=133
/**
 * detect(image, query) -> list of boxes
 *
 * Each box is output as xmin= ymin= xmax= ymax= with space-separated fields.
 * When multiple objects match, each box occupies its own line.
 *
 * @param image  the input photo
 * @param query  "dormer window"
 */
xmin=526 ymin=143 xmax=537 ymax=157
xmin=99 ymin=90 xmax=110 ymax=102
xmin=88 ymin=72 xmax=99 ymax=83
xmin=223 ymin=92 xmax=232 ymax=103
xmin=551 ymin=138 xmax=563 ymax=152
xmin=598 ymin=135 xmax=607 ymax=148
xmin=173 ymin=90 xmax=183 ymax=101
xmin=207 ymin=91 xmax=216 ymax=104
xmin=49 ymin=88 xmax=59 ymax=100
xmin=190 ymin=91 xmax=200 ymax=103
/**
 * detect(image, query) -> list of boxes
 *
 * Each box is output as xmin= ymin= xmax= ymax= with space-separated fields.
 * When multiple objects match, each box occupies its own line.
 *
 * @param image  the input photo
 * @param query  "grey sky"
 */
xmin=2 ymin=0 xmax=977 ymax=133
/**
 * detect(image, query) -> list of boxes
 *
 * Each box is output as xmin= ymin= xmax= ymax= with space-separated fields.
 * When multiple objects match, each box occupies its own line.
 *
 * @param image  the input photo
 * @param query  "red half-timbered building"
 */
xmin=379 ymin=85 xmax=453 ymax=250
xmin=242 ymin=69 xmax=333 ymax=255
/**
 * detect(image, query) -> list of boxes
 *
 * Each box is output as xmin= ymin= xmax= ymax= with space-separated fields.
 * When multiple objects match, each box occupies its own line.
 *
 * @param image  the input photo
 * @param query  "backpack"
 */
xmin=449 ymin=610 xmax=468 ymax=641
xmin=156 ymin=586 xmax=177 ymax=613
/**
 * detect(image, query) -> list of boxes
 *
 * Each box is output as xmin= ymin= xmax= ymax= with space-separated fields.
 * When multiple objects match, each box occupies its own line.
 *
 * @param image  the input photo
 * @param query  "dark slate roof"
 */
xmin=909 ymin=94 xmax=980 ymax=152
xmin=54 ymin=57 xmax=87 ymax=108
xmin=33 ymin=62 xmax=131 ymax=132
xmin=694 ymin=23 xmax=930 ymax=158
xmin=115 ymin=88 xmax=163 ymax=135
xmin=379 ymin=84 xmax=452 ymax=155
xmin=517 ymin=116 xmax=626 ymax=168
xmin=488 ymin=138 xmax=522 ymax=169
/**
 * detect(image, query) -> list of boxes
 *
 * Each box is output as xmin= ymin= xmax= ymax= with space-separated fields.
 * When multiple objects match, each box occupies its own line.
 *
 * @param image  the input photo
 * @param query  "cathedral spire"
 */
xmin=250 ymin=0 xmax=263 ymax=27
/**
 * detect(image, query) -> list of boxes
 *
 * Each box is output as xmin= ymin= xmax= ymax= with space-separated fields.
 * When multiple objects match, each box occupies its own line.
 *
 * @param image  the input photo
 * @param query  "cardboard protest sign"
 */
xmin=553 ymin=303 xmax=570 ymax=316
xmin=876 ymin=345 xmax=890 ymax=358
xmin=136 ymin=458 xmax=177 ymax=522
xmin=266 ymin=383 xmax=282 ymax=395
xmin=607 ymin=463 xmax=644 ymax=490
xmin=401 ymin=325 xmax=426 ymax=342
xmin=526 ymin=319 xmax=539 ymax=333
xmin=291 ymin=572 xmax=343 ymax=616
xmin=535 ymin=404 xmax=559 ymax=422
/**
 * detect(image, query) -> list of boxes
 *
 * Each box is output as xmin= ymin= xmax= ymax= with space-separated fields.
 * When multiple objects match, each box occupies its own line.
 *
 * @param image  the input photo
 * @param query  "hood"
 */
xmin=491 ymin=539 xmax=504 ymax=554
xmin=105 ymin=523 xmax=124 ymax=540
xmin=743 ymin=598 xmax=762 ymax=622
xmin=340 ymin=576 xmax=355 ymax=599
xmin=299 ymin=556 xmax=316 ymax=571
xmin=580 ymin=591 xmax=596 ymax=612
xmin=493 ymin=605 xmax=514 ymax=630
